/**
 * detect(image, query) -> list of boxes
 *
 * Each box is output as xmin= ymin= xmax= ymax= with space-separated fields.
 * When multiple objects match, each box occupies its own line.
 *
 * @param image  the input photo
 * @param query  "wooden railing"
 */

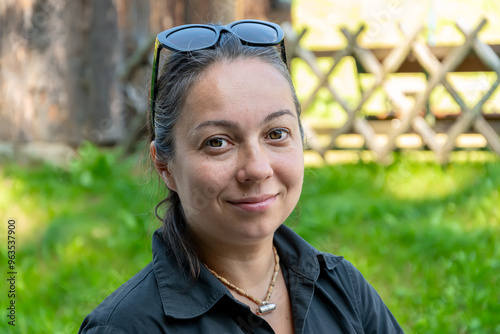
xmin=284 ymin=19 xmax=500 ymax=163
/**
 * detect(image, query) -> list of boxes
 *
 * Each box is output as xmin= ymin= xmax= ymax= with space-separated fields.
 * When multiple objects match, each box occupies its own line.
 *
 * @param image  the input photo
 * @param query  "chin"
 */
xmin=233 ymin=217 xmax=285 ymax=242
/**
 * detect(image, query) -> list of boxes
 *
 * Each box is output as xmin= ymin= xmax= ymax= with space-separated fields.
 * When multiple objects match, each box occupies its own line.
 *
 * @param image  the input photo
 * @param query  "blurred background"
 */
xmin=1 ymin=0 xmax=499 ymax=332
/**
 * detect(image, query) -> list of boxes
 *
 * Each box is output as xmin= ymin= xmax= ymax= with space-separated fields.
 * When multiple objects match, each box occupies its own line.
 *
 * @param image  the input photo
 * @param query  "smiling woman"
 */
xmin=79 ymin=20 xmax=403 ymax=334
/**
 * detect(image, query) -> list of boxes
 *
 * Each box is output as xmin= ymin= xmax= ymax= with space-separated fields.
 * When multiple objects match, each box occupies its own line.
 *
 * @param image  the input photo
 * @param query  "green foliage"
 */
xmin=1 ymin=144 xmax=499 ymax=333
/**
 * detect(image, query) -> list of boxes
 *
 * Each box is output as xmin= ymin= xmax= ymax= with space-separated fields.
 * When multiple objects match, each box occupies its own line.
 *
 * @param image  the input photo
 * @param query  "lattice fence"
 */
xmin=284 ymin=19 xmax=500 ymax=163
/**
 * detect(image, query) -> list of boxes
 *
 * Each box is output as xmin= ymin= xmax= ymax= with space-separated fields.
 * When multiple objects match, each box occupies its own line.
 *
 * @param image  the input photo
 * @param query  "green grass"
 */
xmin=294 ymin=156 xmax=500 ymax=333
xmin=1 ymin=143 xmax=499 ymax=333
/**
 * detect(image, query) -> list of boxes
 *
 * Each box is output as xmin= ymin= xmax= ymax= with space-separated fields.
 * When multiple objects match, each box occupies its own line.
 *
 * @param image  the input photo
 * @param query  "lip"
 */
xmin=227 ymin=194 xmax=277 ymax=212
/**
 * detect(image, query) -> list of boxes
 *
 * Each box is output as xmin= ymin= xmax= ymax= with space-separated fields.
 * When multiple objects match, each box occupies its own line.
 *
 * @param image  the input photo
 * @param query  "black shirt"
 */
xmin=79 ymin=225 xmax=404 ymax=333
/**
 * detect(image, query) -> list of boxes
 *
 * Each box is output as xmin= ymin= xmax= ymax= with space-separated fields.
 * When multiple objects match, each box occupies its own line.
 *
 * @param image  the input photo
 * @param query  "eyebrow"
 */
xmin=261 ymin=109 xmax=296 ymax=125
xmin=194 ymin=119 xmax=239 ymax=131
xmin=194 ymin=109 xmax=296 ymax=131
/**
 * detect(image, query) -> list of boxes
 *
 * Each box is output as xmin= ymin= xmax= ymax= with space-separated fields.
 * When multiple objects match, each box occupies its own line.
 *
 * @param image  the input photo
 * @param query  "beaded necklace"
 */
xmin=205 ymin=246 xmax=280 ymax=315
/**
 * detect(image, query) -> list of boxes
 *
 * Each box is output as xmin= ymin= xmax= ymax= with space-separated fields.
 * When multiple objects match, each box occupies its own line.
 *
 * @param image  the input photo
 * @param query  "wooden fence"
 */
xmin=284 ymin=19 xmax=500 ymax=163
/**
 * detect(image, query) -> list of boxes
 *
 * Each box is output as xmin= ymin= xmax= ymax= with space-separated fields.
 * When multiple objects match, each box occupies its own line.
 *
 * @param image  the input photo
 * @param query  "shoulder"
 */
xmin=317 ymin=256 xmax=404 ymax=333
xmin=79 ymin=262 xmax=163 ymax=334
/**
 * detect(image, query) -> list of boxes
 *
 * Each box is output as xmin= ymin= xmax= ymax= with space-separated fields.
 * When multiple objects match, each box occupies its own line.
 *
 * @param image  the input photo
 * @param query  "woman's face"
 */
xmin=161 ymin=58 xmax=304 ymax=247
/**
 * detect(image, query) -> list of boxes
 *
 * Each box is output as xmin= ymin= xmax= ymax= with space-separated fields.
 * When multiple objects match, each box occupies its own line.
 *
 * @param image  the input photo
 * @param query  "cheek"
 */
xmin=291 ymin=159 xmax=305 ymax=191
xmin=276 ymin=149 xmax=304 ymax=190
xmin=180 ymin=159 xmax=229 ymax=203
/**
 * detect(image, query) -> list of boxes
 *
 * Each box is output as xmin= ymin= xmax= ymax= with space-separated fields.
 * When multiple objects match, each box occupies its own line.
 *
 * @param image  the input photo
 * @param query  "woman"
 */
xmin=80 ymin=20 xmax=403 ymax=333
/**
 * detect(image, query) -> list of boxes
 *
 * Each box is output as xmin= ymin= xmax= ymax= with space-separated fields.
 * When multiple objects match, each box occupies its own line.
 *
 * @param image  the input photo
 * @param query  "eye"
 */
xmin=268 ymin=128 xmax=289 ymax=140
xmin=206 ymin=138 xmax=228 ymax=148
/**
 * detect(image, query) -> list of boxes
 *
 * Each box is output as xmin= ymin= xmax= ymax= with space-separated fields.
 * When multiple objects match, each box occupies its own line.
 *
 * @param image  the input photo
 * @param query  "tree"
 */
xmin=0 ymin=0 xmax=124 ymax=145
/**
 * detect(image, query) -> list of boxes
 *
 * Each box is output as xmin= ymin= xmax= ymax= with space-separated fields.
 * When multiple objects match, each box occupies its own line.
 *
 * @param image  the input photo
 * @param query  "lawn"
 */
xmin=1 ymin=143 xmax=499 ymax=333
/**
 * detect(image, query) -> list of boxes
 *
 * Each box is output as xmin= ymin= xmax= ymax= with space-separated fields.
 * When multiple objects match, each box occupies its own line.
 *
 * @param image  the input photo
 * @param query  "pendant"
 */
xmin=256 ymin=301 xmax=276 ymax=315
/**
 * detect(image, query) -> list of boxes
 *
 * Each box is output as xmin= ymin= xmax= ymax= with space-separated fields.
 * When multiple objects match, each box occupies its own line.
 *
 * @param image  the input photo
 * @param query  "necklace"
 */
xmin=204 ymin=246 xmax=280 ymax=315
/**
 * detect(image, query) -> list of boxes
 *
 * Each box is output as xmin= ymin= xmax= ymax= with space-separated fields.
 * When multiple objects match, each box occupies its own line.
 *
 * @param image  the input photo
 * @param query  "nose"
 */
xmin=236 ymin=145 xmax=273 ymax=183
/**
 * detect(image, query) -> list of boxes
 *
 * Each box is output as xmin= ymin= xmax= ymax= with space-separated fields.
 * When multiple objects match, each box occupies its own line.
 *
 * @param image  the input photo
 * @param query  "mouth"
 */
xmin=227 ymin=194 xmax=278 ymax=212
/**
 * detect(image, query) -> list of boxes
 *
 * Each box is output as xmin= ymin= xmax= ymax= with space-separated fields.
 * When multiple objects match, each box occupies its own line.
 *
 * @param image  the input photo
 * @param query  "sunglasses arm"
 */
xmin=279 ymin=40 xmax=288 ymax=71
xmin=150 ymin=38 xmax=163 ymax=138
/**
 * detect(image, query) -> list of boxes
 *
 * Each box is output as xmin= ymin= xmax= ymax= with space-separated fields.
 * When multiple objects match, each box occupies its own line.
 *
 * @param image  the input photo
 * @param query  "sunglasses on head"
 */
xmin=150 ymin=19 xmax=287 ymax=138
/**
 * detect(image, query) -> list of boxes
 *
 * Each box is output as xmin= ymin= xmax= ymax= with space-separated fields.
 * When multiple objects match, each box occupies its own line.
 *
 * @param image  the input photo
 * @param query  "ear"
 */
xmin=150 ymin=141 xmax=178 ymax=192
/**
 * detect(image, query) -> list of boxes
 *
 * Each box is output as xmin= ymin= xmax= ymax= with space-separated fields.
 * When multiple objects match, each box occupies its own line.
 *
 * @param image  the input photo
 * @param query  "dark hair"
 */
xmin=149 ymin=30 xmax=303 ymax=279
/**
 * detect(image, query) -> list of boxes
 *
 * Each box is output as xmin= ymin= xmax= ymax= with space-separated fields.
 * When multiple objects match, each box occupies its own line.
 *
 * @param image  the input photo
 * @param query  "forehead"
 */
xmin=183 ymin=58 xmax=295 ymax=116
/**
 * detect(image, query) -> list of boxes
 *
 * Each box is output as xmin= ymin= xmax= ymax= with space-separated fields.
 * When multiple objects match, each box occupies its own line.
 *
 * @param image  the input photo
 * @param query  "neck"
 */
xmin=194 ymin=234 xmax=276 ymax=292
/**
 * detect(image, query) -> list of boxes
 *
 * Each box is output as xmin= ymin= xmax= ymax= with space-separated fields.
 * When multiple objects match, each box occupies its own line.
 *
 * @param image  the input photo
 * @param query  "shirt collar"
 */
xmin=273 ymin=225 xmax=344 ymax=281
xmin=152 ymin=230 xmax=232 ymax=319
xmin=151 ymin=225 xmax=343 ymax=319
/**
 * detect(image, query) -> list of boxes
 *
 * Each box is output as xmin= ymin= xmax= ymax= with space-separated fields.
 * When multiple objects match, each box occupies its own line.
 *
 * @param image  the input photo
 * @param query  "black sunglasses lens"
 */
xmin=167 ymin=27 xmax=217 ymax=50
xmin=231 ymin=22 xmax=279 ymax=43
